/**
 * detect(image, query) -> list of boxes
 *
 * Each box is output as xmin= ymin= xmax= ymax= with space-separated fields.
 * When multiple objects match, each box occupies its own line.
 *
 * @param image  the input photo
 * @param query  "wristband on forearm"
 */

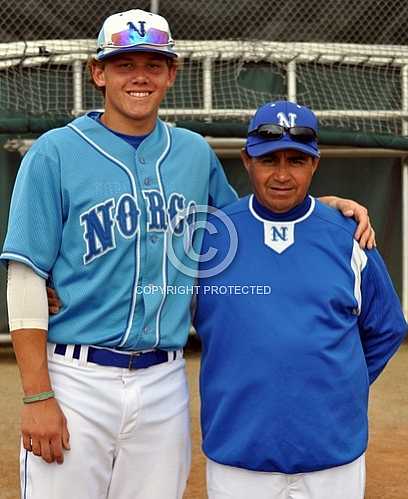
xmin=23 ymin=390 xmax=55 ymax=404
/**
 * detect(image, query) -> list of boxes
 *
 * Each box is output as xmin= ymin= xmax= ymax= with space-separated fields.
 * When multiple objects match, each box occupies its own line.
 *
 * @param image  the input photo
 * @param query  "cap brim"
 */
xmin=246 ymin=135 xmax=320 ymax=158
xmin=96 ymin=45 xmax=178 ymax=61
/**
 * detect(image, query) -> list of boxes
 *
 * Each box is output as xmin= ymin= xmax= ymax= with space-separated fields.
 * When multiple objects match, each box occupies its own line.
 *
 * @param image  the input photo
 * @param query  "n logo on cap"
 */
xmin=277 ymin=112 xmax=297 ymax=128
xmin=127 ymin=21 xmax=146 ymax=37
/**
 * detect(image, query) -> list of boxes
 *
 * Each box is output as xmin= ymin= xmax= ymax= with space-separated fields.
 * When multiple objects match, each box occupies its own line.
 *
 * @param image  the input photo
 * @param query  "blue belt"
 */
xmin=54 ymin=344 xmax=176 ymax=370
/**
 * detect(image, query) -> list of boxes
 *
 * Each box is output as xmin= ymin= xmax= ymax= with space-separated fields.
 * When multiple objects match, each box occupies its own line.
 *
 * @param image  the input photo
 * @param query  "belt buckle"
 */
xmin=128 ymin=351 xmax=142 ymax=370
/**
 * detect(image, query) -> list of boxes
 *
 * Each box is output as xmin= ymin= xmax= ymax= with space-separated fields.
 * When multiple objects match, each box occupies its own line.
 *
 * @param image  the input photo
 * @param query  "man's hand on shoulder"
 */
xmin=319 ymin=196 xmax=376 ymax=249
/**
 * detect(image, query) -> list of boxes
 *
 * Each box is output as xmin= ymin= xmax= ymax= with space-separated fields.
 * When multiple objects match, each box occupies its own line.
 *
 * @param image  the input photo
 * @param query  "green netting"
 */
xmin=0 ymin=1 xmax=407 ymax=134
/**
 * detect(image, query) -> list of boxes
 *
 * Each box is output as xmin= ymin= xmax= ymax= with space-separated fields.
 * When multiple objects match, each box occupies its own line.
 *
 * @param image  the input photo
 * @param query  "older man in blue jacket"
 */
xmin=195 ymin=100 xmax=407 ymax=499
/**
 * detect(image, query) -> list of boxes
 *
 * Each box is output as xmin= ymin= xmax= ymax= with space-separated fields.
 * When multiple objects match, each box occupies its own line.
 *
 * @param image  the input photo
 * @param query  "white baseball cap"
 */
xmin=96 ymin=9 xmax=177 ymax=61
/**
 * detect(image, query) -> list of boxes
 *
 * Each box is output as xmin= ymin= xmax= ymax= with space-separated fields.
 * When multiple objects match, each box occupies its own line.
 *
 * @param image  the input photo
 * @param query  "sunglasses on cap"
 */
xmin=248 ymin=124 xmax=317 ymax=142
xmin=102 ymin=26 xmax=173 ymax=50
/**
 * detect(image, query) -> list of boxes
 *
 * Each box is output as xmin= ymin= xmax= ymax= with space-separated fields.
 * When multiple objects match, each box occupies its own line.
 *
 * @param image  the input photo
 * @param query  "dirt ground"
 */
xmin=1 ymin=343 xmax=407 ymax=499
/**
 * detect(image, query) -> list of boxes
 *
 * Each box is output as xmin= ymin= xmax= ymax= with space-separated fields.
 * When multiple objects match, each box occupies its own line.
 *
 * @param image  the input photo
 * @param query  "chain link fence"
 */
xmin=0 ymin=0 xmax=407 ymax=134
xmin=2 ymin=0 xmax=407 ymax=44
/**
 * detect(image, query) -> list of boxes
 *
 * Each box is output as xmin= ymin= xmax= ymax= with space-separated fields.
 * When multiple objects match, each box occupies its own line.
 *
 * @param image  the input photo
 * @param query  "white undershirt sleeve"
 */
xmin=7 ymin=261 xmax=49 ymax=332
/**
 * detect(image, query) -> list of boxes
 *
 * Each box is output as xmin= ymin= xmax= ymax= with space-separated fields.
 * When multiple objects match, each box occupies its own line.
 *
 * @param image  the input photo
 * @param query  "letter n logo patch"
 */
xmin=263 ymin=222 xmax=294 ymax=253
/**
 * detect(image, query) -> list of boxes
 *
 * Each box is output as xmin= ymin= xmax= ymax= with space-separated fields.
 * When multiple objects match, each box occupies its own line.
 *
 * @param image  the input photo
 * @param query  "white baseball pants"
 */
xmin=20 ymin=345 xmax=191 ymax=499
xmin=207 ymin=454 xmax=365 ymax=499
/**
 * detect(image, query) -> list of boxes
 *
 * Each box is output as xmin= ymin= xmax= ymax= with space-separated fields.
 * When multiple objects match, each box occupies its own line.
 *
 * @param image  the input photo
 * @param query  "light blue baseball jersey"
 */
xmin=1 ymin=114 xmax=237 ymax=350
xmin=195 ymin=195 xmax=407 ymax=474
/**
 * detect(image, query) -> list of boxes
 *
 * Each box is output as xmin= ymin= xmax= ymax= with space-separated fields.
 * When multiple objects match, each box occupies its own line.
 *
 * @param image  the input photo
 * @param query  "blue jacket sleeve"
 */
xmin=208 ymin=149 xmax=238 ymax=208
xmin=358 ymin=249 xmax=407 ymax=384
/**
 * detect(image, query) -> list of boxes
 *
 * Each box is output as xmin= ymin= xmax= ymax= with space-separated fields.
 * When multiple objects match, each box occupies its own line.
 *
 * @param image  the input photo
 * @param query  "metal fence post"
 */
xmin=150 ymin=0 xmax=160 ymax=14
xmin=287 ymin=60 xmax=297 ymax=102
xmin=73 ymin=60 xmax=83 ymax=115
xmin=203 ymin=57 xmax=213 ymax=121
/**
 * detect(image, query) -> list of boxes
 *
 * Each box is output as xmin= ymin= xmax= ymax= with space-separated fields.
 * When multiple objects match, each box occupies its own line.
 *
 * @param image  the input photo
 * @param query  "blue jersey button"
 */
xmin=150 ymin=235 xmax=158 ymax=243
xmin=139 ymin=156 xmax=146 ymax=164
xmin=144 ymin=177 xmax=152 ymax=186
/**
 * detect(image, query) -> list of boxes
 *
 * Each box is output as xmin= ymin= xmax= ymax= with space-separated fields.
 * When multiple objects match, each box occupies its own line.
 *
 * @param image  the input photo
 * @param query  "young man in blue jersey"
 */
xmin=195 ymin=100 xmax=407 ymax=499
xmin=1 ymin=9 xmax=238 ymax=499
xmin=2 ymin=8 xmax=375 ymax=499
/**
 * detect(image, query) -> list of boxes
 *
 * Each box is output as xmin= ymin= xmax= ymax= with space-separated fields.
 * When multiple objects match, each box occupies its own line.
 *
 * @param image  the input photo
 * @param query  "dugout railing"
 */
xmin=1 ymin=40 xmax=408 ymax=120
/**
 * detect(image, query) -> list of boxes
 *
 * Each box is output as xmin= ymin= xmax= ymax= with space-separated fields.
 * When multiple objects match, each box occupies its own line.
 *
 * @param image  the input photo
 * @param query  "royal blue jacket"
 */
xmin=195 ymin=195 xmax=407 ymax=473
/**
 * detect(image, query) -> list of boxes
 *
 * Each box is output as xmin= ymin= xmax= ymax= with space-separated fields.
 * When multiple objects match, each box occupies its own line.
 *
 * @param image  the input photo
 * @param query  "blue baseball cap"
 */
xmin=245 ymin=101 xmax=320 ymax=158
xmin=96 ymin=9 xmax=178 ymax=61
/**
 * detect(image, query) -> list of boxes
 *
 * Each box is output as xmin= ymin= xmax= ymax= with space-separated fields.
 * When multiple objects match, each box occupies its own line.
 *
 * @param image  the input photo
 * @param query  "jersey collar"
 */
xmin=69 ymin=114 xmax=171 ymax=168
xmin=249 ymin=194 xmax=315 ymax=223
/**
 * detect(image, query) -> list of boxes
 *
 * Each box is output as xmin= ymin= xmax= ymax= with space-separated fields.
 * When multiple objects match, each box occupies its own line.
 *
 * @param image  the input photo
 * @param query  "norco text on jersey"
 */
xmin=80 ymin=190 xmax=197 ymax=265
